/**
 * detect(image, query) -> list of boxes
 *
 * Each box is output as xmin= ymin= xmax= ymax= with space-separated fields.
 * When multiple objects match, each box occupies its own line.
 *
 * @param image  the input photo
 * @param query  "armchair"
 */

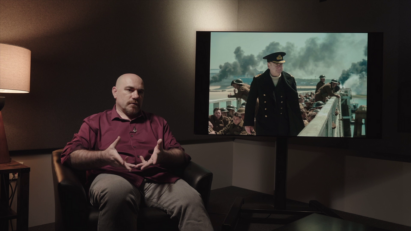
xmin=51 ymin=149 xmax=213 ymax=231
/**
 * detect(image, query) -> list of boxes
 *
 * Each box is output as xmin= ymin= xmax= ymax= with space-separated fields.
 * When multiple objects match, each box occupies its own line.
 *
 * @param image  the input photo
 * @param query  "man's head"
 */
xmin=264 ymin=52 xmax=286 ymax=77
xmin=301 ymin=110 xmax=307 ymax=120
xmin=220 ymin=108 xmax=228 ymax=117
xmin=313 ymin=101 xmax=324 ymax=109
xmin=330 ymin=79 xmax=338 ymax=88
xmin=307 ymin=112 xmax=317 ymax=122
xmin=320 ymin=75 xmax=325 ymax=83
xmin=227 ymin=105 xmax=235 ymax=115
xmin=305 ymin=100 xmax=313 ymax=108
xmin=267 ymin=62 xmax=284 ymax=77
xmin=237 ymin=107 xmax=245 ymax=120
xmin=213 ymin=108 xmax=222 ymax=119
xmin=231 ymin=79 xmax=243 ymax=89
xmin=233 ymin=112 xmax=242 ymax=125
xmin=112 ymin=73 xmax=144 ymax=120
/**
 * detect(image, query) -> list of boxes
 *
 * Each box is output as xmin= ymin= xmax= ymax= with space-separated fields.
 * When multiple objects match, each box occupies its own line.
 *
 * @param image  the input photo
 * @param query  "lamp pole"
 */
xmin=0 ymin=96 xmax=10 ymax=164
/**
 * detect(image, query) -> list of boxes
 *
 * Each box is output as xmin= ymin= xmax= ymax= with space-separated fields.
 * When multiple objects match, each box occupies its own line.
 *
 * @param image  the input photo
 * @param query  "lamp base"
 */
xmin=0 ymin=96 xmax=11 ymax=164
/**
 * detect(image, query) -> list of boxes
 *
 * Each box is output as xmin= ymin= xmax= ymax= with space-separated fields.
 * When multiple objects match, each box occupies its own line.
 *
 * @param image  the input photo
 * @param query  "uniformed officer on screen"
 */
xmin=244 ymin=52 xmax=304 ymax=136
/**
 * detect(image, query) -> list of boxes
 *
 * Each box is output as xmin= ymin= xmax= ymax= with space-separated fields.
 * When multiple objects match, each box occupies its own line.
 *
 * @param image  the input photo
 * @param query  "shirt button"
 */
xmin=264 ymin=94 xmax=266 ymax=96
xmin=281 ymin=96 xmax=283 ymax=98
xmin=280 ymin=113 xmax=282 ymax=115
xmin=265 ymin=108 xmax=267 ymax=110
xmin=131 ymin=135 xmax=133 ymax=137
xmin=281 ymin=101 xmax=283 ymax=103
xmin=265 ymin=115 xmax=267 ymax=117
xmin=281 ymin=107 xmax=283 ymax=109
xmin=264 ymin=101 xmax=266 ymax=103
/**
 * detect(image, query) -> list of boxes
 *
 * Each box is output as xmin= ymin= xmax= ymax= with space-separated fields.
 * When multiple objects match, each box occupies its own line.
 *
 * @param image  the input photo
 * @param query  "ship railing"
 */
xmin=298 ymin=96 xmax=343 ymax=137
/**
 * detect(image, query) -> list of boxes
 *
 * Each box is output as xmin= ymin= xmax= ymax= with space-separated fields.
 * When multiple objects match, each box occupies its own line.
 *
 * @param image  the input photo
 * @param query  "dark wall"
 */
xmin=0 ymin=0 xmax=410 ymax=158
xmin=0 ymin=0 xmax=237 ymax=150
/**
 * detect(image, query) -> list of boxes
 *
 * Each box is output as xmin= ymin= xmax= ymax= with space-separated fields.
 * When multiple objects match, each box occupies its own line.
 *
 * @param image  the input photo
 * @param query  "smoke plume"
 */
xmin=342 ymin=73 xmax=367 ymax=95
xmin=338 ymin=59 xmax=367 ymax=85
xmin=338 ymin=59 xmax=367 ymax=95
xmin=211 ymin=34 xmax=365 ymax=82
xmin=210 ymin=46 xmax=259 ymax=83
xmin=287 ymin=34 xmax=341 ymax=76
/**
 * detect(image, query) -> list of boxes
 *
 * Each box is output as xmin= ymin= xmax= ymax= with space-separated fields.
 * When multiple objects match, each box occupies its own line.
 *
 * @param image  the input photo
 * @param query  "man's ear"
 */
xmin=112 ymin=86 xmax=117 ymax=99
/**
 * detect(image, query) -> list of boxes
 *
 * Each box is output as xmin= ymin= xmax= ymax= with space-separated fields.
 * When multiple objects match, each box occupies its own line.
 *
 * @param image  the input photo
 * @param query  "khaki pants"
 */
xmin=89 ymin=173 xmax=213 ymax=231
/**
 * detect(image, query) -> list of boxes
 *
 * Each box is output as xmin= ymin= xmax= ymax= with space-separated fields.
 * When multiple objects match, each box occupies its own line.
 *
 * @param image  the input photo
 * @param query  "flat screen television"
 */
xmin=195 ymin=31 xmax=382 ymax=138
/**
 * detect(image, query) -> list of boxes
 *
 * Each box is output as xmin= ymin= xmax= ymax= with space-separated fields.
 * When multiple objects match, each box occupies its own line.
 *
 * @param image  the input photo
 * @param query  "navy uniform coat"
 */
xmin=244 ymin=69 xmax=304 ymax=136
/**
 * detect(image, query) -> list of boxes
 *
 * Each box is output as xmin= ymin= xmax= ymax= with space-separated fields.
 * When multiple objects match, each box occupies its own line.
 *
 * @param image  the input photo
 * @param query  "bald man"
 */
xmin=61 ymin=74 xmax=213 ymax=231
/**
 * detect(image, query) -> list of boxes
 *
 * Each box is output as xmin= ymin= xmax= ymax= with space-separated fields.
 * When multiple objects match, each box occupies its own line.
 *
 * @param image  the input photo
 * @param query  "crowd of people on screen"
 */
xmin=208 ymin=76 xmax=341 ymax=135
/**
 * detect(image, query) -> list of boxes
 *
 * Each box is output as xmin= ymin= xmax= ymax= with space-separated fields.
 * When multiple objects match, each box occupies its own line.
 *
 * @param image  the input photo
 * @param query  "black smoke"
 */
xmin=338 ymin=59 xmax=367 ymax=85
xmin=211 ymin=34 xmax=363 ymax=82
xmin=210 ymin=46 xmax=259 ymax=83
xmin=287 ymin=34 xmax=341 ymax=76
xmin=210 ymin=62 xmax=241 ymax=83
xmin=234 ymin=47 xmax=260 ymax=77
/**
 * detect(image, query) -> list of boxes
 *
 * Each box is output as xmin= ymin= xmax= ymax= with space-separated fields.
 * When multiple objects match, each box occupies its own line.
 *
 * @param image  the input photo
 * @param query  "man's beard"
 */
xmin=123 ymin=103 xmax=140 ymax=118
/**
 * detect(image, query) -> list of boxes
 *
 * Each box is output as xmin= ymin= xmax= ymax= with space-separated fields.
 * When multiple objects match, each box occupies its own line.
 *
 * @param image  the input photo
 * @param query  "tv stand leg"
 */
xmin=222 ymin=137 xmax=341 ymax=231
xmin=274 ymin=137 xmax=288 ymax=209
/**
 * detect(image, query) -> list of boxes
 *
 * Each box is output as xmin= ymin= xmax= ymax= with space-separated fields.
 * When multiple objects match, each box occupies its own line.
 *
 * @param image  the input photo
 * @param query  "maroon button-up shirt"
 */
xmin=61 ymin=106 xmax=190 ymax=188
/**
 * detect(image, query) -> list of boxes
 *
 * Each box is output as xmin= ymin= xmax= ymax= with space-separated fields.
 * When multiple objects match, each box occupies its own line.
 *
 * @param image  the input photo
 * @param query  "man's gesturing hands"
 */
xmin=101 ymin=137 xmax=164 ymax=171
xmin=136 ymin=139 xmax=163 ymax=170
xmin=101 ymin=136 xmax=136 ymax=171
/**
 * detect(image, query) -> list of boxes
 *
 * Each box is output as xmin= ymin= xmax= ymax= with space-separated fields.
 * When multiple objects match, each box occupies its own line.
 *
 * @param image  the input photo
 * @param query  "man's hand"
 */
xmin=101 ymin=136 xmax=136 ymax=171
xmin=69 ymin=136 xmax=137 ymax=171
xmin=245 ymin=126 xmax=255 ymax=134
xmin=136 ymin=139 xmax=163 ymax=170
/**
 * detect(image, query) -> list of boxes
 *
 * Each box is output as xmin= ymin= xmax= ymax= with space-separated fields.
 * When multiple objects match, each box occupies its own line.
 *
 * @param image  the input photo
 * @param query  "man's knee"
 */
xmin=90 ymin=174 xmax=141 ymax=211
xmin=173 ymin=186 xmax=204 ymax=212
xmin=184 ymin=190 xmax=203 ymax=205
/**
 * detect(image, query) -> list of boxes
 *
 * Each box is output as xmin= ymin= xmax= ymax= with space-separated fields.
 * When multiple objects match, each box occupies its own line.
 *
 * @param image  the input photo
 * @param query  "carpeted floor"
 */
xmin=26 ymin=186 xmax=411 ymax=231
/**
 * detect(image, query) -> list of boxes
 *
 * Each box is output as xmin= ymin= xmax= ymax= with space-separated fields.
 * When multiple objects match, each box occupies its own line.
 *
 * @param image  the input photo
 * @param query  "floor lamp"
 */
xmin=0 ymin=43 xmax=31 ymax=164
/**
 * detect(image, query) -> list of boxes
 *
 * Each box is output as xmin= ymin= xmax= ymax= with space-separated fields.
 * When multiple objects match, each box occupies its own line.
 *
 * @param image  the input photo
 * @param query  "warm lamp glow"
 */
xmin=0 ymin=43 xmax=31 ymax=164
xmin=0 ymin=43 xmax=31 ymax=93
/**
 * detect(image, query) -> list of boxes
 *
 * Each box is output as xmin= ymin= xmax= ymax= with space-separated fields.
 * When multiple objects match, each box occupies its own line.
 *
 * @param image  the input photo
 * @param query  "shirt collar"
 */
xmin=110 ymin=105 xmax=145 ymax=121
xmin=270 ymin=72 xmax=282 ymax=78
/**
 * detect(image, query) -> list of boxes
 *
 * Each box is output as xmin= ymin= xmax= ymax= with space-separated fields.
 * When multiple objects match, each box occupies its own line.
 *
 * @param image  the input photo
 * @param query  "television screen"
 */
xmin=195 ymin=32 xmax=382 ymax=138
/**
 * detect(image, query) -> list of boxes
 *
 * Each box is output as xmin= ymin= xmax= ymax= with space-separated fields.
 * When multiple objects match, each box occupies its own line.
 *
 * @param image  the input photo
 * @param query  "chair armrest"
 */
xmin=52 ymin=149 xmax=90 ymax=231
xmin=182 ymin=161 xmax=213 ymax=209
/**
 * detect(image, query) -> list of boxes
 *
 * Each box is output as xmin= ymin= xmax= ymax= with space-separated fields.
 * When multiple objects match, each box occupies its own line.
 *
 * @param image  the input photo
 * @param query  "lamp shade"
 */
xmin=0 ymin=43 xmax=31 ymax=93
xmin=0 ymin=43 xmax=31 ymax=164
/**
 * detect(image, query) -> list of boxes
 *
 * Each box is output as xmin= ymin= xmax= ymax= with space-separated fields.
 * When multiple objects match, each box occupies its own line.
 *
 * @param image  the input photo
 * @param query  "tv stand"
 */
xmin=222 ymin=137 xmax=340 ymax=230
